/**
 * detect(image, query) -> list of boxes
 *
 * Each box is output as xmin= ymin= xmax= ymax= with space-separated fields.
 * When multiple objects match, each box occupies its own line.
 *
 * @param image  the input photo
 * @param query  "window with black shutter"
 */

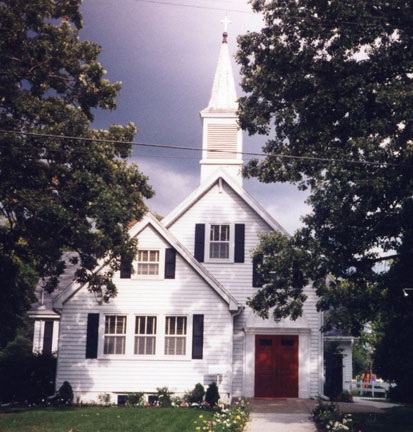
xmin=120 ymin=255 xmax=132 ymax=279
xmin=164 ymin=248 xmax=176 ymax=279
xmin=86 ymin=313 xmax=100 ymax=359
xmin=194 ymin=224 xmax=205 ymax=262
xmin=192 ymin=314 xmax=204 ymax=359
xmin=234 ymin=224 xmax=245 ymax=263
xmin=43 ymin=320 xmax=54 ymax=354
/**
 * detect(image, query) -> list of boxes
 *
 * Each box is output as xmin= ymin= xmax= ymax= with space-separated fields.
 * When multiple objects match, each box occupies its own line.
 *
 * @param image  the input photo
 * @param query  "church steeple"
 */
xmin=200 ymin=21 xmax=243 ymax=185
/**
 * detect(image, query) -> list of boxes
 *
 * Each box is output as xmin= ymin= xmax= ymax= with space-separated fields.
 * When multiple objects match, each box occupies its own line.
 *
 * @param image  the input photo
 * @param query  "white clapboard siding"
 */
xmin=167 ymin=180 xmax=323 ymax=398
xmin=56 ymin=225 xmax=233 ymax=402
xmin=168 ymin=181 xmax=273 ymax=303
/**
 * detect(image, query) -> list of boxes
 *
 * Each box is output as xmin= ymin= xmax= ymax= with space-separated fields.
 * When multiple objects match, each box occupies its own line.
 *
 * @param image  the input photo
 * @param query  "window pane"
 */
xmin=135 ymin=336 xmax=144 ymax=354
xmin=108 ymin=316 xmax=115 ymax=334
xmin=176 ymin=338 xmax=186 ymax=355
xmin=150 ymin=250 xmax=159 ymax=261
xmin=177 ymin=317 xmax=186 ymax=335
xmin=140 ymin=317 xmax=145 ymax=334
xmin=116 ymin=316 xmax=126 ymax=334
xmin=146 ymin=336 xmax=155 ymax=354
xmin=115 ymin=336 xmax=125 ymax=354
xmin=166 ymin=317 xmax=176 ymax=335
xmin=147 ymin=317 xmax=154 ymax=334
xmin=219 ymin=243 xmax=229 ymax=258
xmin=104 ymin=336 xmax=113 ymax=354
xmin=220 ymin=225 xmax=229 ymax=241
xmin=149 ymin=264 xmax=159 ymax=275
xmin=164 ymin=337 xmax=175 ymax=355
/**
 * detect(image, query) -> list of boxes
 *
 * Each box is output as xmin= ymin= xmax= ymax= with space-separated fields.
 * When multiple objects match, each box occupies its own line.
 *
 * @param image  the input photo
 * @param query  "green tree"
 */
xmin=0 ymin=0 xmax=153 ymax=348
xmin=237 ymin=0 xmax=413 ymax=399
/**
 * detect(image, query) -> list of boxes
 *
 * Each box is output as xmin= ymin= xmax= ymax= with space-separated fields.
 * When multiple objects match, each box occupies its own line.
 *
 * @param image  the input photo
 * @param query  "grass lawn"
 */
xmin=352 ymin=405 xmax=413 ymax=432
xmin=0 ymin=406 xmax=213 ymax=432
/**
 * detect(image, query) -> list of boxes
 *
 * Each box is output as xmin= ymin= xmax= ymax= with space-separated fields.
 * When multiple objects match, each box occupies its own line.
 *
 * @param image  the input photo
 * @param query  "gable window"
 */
xmin=164 ymin=316 xmax=187 ymax=355
xmin=104 ymin=315 xmax=126 ymax=355
xmin=135 ymin=316 xmax=157 ymax=355
xmin=209 ymin=224 xmax=230 ymax=259
xmin=137 ymin=250 xmax=160 ymax=275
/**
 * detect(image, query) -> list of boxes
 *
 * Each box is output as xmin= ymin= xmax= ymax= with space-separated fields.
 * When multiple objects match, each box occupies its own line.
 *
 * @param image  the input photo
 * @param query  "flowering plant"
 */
xmin=193 ymin=399 xmax=249 ymax=432
xmin=312 ymin=398 xmax=357 ymax=432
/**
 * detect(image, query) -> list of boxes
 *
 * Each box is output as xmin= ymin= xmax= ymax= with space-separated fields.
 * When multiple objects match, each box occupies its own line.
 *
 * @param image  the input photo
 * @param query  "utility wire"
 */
xmin=1 ymin=129 xmax=411 ymax=169
xmin=131 ymin=0 xmax=405 ymax=27
xmin=132 ymin=0 xmax=252 ymax=14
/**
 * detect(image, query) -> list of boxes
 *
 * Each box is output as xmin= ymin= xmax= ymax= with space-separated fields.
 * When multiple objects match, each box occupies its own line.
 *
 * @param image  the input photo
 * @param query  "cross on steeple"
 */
xmin=221 ymin=15 xmax=232 ymax=32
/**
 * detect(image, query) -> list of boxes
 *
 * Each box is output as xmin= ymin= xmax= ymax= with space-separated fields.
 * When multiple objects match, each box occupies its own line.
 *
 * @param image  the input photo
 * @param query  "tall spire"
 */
xmin=199 ymin=23 xmax=243 ymax=185
xmin=202 ymin=18 xmax=237 ymax=114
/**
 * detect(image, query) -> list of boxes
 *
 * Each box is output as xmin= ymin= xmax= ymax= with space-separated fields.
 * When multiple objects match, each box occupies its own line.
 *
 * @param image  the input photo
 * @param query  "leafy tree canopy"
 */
xmin=0 ymin=0 xmax=153 ymax=347
xmin=237 ymin=0 xmax=413 ymax=334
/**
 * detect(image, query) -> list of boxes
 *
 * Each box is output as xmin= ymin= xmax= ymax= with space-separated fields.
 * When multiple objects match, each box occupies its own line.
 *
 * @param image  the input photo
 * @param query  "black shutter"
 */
xmin=194 ymin=224 xmax=205 ymax=262
xmin=120 ymin=255 xmax=132 ymax=279
xmin=192 ymin=314 xmax=204 ymax=359
xmin=164 ymin=248 xmax=176 ymax=279
xmin=86 ymin=313 xmax=99 ymax=359
xmin=252 ymin=256 xmax=264 ymax=288
xmin=43 ymin=320 xmax=54 ymax=354
xmin=234 ymin=224 xmax=245 ymax=263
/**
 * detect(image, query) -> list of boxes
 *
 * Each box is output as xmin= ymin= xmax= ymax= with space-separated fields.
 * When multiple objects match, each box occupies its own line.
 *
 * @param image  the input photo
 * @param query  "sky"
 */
xmin=79 ymin=0 xmax=310 ymax=234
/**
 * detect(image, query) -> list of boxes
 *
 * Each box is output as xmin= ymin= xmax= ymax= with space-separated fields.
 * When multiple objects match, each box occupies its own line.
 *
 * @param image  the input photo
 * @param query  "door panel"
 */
xmin=254 ymin=335 xmax=299 ymax=397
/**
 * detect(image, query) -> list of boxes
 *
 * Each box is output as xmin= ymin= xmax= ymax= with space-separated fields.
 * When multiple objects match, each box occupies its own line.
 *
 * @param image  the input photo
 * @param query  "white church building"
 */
xmin=29 ymin=28 xmax=353 ymax=403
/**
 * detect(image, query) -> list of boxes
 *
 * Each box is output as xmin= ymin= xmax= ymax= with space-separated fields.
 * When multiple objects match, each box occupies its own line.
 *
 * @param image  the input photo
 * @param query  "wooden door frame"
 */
xmin=254 ymin=334 xmax=299 ymax=398
xmin=243 ymin=329 xmax=312 ymax=399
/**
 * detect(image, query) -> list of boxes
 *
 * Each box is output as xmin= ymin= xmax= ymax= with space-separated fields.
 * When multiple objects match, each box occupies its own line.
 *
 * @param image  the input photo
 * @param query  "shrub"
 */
xmin=205 ymin=382 xmax=220 ymax=407
xmin=156 ymin=386 xmax=173 ymax=407
xmin=186 ymin=383 xmax=205 ymax=404
xmin=98 ymin=392 xmax=111 ymax=406
xmin=336 ymin=390 xmax=353 ymax=403
xmin=0 ymin=335 xmax=56 ymax=404
xmin=312 ymin=397 xmax=356 ymax=431
xmin=127 ymin=392 xmax=145 ymax=407
xmin=55 ymin=381 xmax=74 ymax=405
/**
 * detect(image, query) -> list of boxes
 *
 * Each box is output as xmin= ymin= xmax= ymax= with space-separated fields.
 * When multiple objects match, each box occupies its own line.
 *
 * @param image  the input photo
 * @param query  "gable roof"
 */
xmin=28 ymin=252 xmax=79 ymax=318
xmin=53 ymin=213 xmax=240 ymax=312
xmin=162 ymin=168 xmax=290 ymax=236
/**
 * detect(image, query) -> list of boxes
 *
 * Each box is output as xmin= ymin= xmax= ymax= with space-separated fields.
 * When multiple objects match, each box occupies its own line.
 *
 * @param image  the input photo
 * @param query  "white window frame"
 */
xmin=103 ymin=314 xmax=127 ymax=356
xmin=98 ymin=313 xmax=191 ymax=360
xmin=164 ymin=315 xmax=188 ymax=357
xmin=205 ymin=223 xmax=234 ymax=263
xmin=135 ymin=249 xmax=163 ymax=279
xmin=134 ymin=315 xmax=157 ymax=356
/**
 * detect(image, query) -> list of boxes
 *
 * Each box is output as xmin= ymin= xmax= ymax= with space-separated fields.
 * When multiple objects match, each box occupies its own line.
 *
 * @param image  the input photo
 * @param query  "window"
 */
xmin=137 ymin=250 xmax=160 ymax=275
xmin=209 ymin=224 xmax=230 ymax=259
xmin=135 ymin=316 xmax=157 ymax=355
xmin=165 ymin=316 xmax=187 ymax=355
xmin=104 ymin=315 xmax=126 ymax=354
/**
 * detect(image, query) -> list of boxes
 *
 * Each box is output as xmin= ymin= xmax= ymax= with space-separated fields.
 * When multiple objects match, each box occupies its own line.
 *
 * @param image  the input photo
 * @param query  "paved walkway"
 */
xmin=248 ymin=397 xmax=399 ymax=432
xmin=249 ymin=399 xmax=317 ymax=432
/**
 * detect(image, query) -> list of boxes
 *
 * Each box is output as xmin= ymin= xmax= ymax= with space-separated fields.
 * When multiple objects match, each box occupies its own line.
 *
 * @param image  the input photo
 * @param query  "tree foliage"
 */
xmin=237 ymin=0 xmax=413 ymax=327
xmin=0 ymin=0 xmax=153 ymax=347
xmin=237 ymin=0 xmax=412 ymax=397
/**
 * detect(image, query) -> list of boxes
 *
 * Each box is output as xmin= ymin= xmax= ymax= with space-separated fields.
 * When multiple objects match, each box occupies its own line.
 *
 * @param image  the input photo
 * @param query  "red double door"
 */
xmin=254 ymin=335 xmax=299 ymax=398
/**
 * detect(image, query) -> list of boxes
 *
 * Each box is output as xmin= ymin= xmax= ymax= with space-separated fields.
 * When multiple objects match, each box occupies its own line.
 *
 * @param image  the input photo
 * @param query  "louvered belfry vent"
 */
xmin=207 ymin=124 xmax=238 ymax=159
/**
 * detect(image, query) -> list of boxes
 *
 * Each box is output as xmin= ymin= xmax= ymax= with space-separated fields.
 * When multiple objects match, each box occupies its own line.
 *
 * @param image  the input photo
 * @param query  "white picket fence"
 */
xmin=352 ymin=379 xmax=387 ymax=397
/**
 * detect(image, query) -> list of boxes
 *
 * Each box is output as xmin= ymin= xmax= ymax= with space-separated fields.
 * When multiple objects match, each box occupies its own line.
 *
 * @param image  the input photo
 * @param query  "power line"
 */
xmin=132 ymin=0 xmax=253 ymax=14
xmin=131 ymin=0 xmax=402 ymax=28
xmin=1 ymin=129 xmax=411 ymax=169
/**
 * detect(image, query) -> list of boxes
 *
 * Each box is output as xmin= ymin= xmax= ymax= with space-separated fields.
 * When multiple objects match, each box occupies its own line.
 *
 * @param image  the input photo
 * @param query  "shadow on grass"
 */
xmin=352 ymin=405 xmax=413 ymax=432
